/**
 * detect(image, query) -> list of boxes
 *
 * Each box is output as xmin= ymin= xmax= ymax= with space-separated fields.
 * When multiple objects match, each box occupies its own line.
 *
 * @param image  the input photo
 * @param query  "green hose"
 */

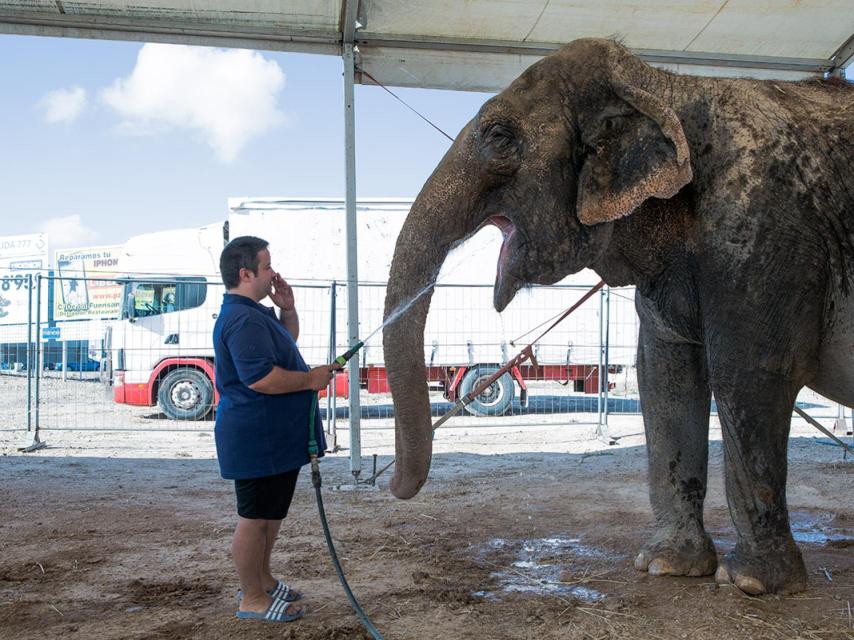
xmin=308 ymin=391 xmax=385 ymax=640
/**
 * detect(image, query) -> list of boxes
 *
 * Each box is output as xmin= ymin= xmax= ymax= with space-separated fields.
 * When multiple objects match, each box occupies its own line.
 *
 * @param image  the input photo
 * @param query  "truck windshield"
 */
xmin=124 ymin=278 xmax=206 ymax=318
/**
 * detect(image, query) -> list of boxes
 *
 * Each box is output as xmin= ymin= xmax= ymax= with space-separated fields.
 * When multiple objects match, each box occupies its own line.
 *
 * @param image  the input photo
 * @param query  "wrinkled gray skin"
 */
xmin=383 ymin=38 xmax=854 ymax=595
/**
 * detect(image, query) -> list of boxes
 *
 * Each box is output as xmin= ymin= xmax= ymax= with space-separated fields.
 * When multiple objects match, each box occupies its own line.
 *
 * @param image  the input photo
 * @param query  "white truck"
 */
xmin=110 ymin=198 xmax=635 ymax=420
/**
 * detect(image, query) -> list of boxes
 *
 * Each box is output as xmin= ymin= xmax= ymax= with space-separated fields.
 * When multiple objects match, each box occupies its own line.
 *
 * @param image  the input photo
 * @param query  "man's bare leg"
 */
xmin=263 ymin=519 xmax=282 ymax=592
xmin=233 ymin=517 xmax=273 ymax=613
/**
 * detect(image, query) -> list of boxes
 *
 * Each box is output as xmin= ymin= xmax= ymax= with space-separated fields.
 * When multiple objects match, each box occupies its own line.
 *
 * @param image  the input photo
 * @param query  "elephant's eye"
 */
xmin=601 ymin=114 xmax=627 ymax=135
xmin=483 ymin=123 xmax=517 ymax=152
xmin=479 ymin=122 xmax=521 ymax=177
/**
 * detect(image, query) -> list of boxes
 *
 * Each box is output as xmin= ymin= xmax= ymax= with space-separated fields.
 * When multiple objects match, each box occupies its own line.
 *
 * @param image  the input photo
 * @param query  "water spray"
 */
xmin=330 ymin=277 xmax=439 ymax=368
xmin=330 ymin=226 xmax=514 ymax=370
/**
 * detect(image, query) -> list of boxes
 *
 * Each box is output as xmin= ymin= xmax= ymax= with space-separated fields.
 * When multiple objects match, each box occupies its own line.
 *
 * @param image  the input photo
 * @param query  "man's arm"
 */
xmin=249 ymin=364 xmax=337 ymax=395
xmin=279 ymin=308 xmax=299 ymax=341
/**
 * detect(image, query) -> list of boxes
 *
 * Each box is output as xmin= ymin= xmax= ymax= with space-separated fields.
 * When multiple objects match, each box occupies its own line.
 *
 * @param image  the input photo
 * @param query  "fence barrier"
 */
xmin=2 ymin=270 xmax=851 ymax=454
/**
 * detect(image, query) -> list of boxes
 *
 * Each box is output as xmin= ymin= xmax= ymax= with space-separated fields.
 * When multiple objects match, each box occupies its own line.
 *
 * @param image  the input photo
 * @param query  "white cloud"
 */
xmin=37 ymin=215 xmax=101 ymax=250
xmin=39 ymin=86 xmax=87 ymax=124
xmin=100 ymin=43 xmax=287 ymax=162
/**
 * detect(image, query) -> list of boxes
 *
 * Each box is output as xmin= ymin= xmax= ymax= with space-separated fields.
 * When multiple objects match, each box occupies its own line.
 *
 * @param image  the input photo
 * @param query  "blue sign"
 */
xmin=42 ymin=326 xmax=61 ymax=341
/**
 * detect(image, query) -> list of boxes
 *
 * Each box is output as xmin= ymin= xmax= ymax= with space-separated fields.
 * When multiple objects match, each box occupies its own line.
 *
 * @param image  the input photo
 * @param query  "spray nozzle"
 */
xmin=334 ymin=340 xmax=364 ymax=366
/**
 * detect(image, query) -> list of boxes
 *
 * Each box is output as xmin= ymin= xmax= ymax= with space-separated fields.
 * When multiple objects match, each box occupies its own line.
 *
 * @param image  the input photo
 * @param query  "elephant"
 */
xmin=382 ymin=38 xmax=854 ymax=595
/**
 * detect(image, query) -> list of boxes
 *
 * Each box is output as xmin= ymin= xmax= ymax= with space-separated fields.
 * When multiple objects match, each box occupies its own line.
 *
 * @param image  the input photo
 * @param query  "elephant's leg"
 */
xmin=634 ymin=323 xmax=716 ymax=577
xmin=711 ymin=370 xmax=807 ymax=594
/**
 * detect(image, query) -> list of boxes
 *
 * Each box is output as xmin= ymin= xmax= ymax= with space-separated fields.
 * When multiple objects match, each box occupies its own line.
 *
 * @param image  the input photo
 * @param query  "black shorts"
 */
xmin=234 ymin=468 xmax=301 ymax=520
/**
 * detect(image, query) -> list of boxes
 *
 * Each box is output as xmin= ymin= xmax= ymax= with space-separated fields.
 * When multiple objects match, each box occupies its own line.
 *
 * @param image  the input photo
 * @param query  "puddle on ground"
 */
xmin=472 ymin=536 xmax=620 ymax=602
xmin=790 ymin=511 xmax=854 ymax=546
xmin=712 ymin=511 xmax=853 ymax=548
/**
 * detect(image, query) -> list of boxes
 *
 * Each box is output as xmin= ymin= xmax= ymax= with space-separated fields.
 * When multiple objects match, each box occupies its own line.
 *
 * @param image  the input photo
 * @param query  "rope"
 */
xmin=511 ymin=281 xmax=605 ymax=346
xmin=308 ymin=391 xmax=386 ymax=640
xmin=508 ymin=307 xmax=571 ymax=347
xmin=360 ymin=70 xmax=455 ymax=142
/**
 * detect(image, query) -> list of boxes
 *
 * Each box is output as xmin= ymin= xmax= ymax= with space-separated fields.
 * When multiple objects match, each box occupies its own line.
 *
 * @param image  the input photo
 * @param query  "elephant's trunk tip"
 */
xmin=389 ymin=472 xmax=427 ymax=500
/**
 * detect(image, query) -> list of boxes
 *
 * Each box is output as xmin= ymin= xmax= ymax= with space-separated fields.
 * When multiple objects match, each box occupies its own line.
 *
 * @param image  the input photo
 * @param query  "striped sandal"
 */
xmin=237 ymin=580 xmax=302 ymax=603
xmin=235 ymin=597 xmax=304 ymax=623
xmin=270 ymin=580 xmax=302 ymax=602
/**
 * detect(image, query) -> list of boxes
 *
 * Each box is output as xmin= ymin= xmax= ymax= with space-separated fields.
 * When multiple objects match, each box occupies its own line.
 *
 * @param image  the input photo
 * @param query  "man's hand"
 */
xmin=305 ymin=364 xmax=342 ymax=391
xmin=269 ymin=272 xmax=295 ymax=311
xmin=250 ymin=363 xmax=343 ymax=395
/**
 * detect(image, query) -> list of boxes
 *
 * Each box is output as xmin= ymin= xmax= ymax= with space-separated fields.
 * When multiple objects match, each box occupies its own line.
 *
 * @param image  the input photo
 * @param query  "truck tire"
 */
xmin=158 ymin=368 xmax=213 ymax=420
xmin=459 ymin=366 xmax=515 ymax=417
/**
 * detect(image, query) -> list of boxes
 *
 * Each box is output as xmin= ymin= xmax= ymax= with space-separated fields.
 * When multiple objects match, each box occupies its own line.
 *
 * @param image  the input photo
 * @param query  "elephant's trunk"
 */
xmin=383 ymin=146 xmax=477 ymax=499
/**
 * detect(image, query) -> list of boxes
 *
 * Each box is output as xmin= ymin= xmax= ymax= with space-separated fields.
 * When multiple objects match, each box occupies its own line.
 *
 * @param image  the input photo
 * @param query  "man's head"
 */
xmin=220 ymin=236 xmax=273 ymax=302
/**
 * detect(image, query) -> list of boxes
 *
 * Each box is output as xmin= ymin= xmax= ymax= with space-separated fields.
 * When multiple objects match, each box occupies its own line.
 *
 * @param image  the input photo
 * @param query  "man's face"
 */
xmin=242 ymin=248 xmax=274 ymax=301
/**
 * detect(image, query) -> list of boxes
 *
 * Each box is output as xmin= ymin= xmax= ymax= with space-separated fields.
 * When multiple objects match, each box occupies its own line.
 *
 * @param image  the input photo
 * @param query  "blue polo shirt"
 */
xmin=213 ymin=293 xmax=326 ymax=480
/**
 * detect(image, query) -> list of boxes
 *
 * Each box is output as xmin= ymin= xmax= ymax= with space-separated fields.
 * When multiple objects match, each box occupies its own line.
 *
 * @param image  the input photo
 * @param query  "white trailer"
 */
xmin=109 ymin=198 xmax=636 ymax=419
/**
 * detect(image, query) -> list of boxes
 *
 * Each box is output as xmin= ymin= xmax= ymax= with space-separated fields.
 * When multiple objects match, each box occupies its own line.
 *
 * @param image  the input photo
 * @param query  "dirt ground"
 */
xmin=1 ymin=417 xmax=852 ymax=640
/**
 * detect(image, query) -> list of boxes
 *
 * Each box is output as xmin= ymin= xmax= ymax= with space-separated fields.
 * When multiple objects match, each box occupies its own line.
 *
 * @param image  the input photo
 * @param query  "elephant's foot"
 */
xmin=634 ymin=528 xmax=717 ymax=577
xmin=714 ymin=543 xmax=807 ymax=595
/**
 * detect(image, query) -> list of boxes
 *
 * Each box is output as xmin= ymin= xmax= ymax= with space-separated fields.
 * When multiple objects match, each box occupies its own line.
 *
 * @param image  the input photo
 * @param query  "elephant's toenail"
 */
xmin=715 ymin=565 xmax=731 ymax=584
xmin=734 ymin=575 xmax=765 ymax=595
xmin=648 ymin=558 xmax=674 ymax=576
xmin=633 ymin=553 xmax=649 ymax=571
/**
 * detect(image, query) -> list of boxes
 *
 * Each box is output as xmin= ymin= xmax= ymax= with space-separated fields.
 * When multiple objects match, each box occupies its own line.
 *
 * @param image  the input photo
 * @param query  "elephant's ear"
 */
xmin=577 ymin=82 xmax=692 ymax=226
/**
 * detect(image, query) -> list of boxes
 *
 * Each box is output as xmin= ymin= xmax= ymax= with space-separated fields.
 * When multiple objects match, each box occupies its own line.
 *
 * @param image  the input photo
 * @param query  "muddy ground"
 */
xmin=0 ymin=418 xmax=852 ymax=640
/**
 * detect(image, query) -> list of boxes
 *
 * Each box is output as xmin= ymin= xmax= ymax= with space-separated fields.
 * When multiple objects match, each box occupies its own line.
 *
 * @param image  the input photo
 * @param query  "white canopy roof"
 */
xmin=2 ymin=1 xmax=853 ymax=89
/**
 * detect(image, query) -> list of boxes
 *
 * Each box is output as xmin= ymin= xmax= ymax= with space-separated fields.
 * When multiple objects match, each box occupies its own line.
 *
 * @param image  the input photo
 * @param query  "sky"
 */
xmin=0 ymin=35 xmax=851 ymax=254
xmin=0 ymin=35 xmax=489 ymax=250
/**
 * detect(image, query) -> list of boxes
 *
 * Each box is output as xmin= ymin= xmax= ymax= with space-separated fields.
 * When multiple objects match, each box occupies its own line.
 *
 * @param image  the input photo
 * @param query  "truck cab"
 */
xmin=110 ymin=224 xmax=224 ymax=420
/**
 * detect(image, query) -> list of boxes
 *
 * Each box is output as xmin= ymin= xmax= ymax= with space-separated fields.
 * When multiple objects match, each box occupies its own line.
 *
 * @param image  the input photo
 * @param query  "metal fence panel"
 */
xmin=0 ymin=271 xmax=34 ymax=433
xmin=1 ymin=269 xmax=850 ymax=447
xmin=352 ymin=282 xmax=638 ymax=429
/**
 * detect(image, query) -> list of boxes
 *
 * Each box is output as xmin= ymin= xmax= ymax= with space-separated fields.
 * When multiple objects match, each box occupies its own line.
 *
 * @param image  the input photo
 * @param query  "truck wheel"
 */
xmin=158 ymin=368 xmax=213 ymax=420
xmin=459 ymin=366 xmax=514 ymax=417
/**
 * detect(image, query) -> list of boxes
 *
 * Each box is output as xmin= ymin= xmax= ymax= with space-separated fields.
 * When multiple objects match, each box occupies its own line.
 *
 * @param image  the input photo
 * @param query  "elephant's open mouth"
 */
xmin=484 ymin=214 xmax=523 ymax=311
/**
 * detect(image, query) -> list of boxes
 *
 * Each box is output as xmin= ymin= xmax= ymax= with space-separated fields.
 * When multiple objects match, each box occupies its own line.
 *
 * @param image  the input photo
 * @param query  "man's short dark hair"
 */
xmin=220 ymin=236 xmax=269 ymax=289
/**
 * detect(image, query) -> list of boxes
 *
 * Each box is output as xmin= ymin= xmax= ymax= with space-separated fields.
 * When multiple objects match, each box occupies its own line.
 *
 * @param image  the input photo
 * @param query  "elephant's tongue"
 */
xmin=487 ymin=215 xmax=516 ymax=280
xmin=486 ymin=215 xmax=522 ymax=312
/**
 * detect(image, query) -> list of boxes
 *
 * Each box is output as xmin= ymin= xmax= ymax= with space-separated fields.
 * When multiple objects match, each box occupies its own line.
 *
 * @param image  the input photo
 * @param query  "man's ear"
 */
xmin=577 ymin=80 xmax=692 ymax=226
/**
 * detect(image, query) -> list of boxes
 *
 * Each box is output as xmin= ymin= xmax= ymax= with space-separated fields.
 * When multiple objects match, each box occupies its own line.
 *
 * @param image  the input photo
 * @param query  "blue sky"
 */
xmin=0 ymin=35 xmax=488 ymax=249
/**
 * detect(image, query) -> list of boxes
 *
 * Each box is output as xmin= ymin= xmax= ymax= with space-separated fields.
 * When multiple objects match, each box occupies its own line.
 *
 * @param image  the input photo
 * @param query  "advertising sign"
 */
xmin=54 ymin=246 xmax=123 ymax=321
xmin=0 ymin=234 xmax=48 ymax=325
xmin=42 ymin=326 xmax=61 ymax=341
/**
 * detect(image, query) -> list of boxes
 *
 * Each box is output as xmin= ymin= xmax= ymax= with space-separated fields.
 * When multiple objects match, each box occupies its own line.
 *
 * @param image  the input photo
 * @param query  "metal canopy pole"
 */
xmin=343 ymin=41 xmax=362 ymax=482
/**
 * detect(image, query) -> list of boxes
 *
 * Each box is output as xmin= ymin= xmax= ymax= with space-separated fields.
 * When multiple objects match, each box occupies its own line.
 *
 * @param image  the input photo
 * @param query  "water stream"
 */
xmin=357 ymin=230 xmax=502 ymax=346
xmin=361 ymin=279 xmax=437 ymax=344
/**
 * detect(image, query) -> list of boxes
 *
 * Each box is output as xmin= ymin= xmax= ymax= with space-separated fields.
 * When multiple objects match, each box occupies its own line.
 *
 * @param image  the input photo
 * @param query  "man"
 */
xmin=213 ymin=236 xmax=338 ymax=623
